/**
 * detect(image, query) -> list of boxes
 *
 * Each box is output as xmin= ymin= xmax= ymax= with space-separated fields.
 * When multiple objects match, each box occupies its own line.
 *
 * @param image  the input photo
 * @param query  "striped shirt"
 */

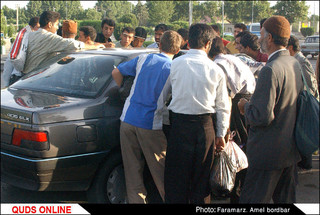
xmin=118 ymin=53 xmax=172 ymax=130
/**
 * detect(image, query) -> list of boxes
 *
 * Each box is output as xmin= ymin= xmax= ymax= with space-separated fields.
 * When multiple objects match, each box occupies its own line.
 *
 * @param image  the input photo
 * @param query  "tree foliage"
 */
xmin=272 ymin=0 xmax=309 ymax=24
xmin=146 ymin=1 xmax=175 ymax=26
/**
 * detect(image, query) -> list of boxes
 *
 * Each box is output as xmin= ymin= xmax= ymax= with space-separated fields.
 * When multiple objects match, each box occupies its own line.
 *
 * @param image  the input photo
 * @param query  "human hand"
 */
xmin=238 ymin=98 xmax=248 ymax=115
xmin=215 ymin=137 xmax=225 ymax=153
xmin=104 ymin=42 xmax=115 ymax=48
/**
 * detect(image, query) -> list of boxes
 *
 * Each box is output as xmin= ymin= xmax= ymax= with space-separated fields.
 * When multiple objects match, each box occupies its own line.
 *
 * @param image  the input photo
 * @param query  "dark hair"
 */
xmin=208 ymin=37 xmax=226 ymax=59
xmin=39 ymin=11 xmax=60 ymax=28
xmin=160 ymin=30 xmax=182 ymax=54
xmin=260 ymin=18 xmax=268 ymax=29
xmin=240 ymin=32 xmax=260 ymax=51
xmin=177 ymin=28 xmax=189 ymax=41
xmin=210 ymin=24 xmax=220 ymax=34
xmin=29 ymin=16 xmax=39 ymax=28
xmin=122 ymin=26 xmax=135 ymax=34
xmin=188 ymin=23 xmax=216 ymax=49
xmin=234 ymin=23 xmax=247 ymax=31
xmin=235 ymin=31 xmax=248 ymax=39
xmin=80 ymin=26 xmax=97 ymax=41
xmin=135 ymin=27 xmax=147 ymax=39
xmin=288 ymin=35 xmax=300 ymax=52
xmin=155 ymin=24 xmax=168 ymax=32
xmin=101 ymin=18 xmax=116 ymax=29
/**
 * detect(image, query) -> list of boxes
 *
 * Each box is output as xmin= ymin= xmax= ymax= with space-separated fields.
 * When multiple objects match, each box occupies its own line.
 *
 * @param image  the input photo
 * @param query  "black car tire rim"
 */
xmin=106 ymin=164 xmax=128 ymax=204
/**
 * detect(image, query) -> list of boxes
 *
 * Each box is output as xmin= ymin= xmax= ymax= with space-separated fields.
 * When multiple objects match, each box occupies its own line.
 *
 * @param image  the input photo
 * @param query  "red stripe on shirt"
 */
xmin=10 ymin=27 xmax=27 ymax=59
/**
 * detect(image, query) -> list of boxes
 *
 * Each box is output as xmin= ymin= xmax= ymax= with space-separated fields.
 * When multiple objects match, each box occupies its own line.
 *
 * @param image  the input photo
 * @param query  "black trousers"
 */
xmin=164 ymin=112 xmax=215 ymax=204
xmin=239 ymin=165 xmax=297 ymax=203
xmin=229 ymin=93 xmax=251 ymax=203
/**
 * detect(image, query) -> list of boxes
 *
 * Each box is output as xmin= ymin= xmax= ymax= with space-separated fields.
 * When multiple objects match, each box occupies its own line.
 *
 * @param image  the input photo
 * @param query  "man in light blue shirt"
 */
xmin=147 ymin=24 xmax=168 ymax=49
xmin=112 ymin=30 xmax=181 ymax=203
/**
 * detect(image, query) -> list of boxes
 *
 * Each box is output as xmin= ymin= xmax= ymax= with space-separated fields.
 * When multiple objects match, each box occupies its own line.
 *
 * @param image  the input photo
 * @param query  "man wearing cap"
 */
xmin=62 ymin=20 xmax=77 ymax=39
xmin=238 ymin=16 xmax=304 ymax=203
xmin=131 ymin=27 xmax=147 ymax=48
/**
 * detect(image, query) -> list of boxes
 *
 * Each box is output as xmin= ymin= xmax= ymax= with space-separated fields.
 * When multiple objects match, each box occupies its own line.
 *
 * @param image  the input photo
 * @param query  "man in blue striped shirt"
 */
xmin=112 ymin=30 xmax=182 ymax=203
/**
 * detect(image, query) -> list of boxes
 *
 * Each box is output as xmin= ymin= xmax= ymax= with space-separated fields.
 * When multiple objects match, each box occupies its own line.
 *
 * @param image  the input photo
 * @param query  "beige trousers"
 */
xmin=120 ymin=122 xmax=167 ymax=203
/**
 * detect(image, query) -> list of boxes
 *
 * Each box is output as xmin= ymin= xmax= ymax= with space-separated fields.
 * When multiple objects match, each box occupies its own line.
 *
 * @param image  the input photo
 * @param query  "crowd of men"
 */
xmin=2 ymin=10 xmax=320 ymax=204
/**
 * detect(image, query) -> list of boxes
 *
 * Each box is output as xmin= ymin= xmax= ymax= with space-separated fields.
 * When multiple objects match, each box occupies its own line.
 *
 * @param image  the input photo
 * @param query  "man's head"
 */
xmin=208 ymin=37 xmax=226 ymax=59
xmin=188 ymin=23 xmax=217 ymax=53
xmin=287 ymin=35 xmax=300 ymax=56
xmin=210 ymin=24 xmax=221 ymax=37
xmin=62 ymin=20 xmax=77 ymax=39
xmin=79 ymin=26 xmax=97 ymax=44
xmin=233 ymin=23 xmax=247 ymax=37
xmin=101 ymin=18 xmax=116 ymax=39
xmin=29 ymin=16 xmax=40 ymax=31
xmin=240 ymin=32 xmax=260 ymax=56
xmin=159 ymin=30 xmax=182 ymax=55
xmin=154 ymin=24 xmax=168 ymax=45
xmin=260 ymin=18 xmax=267 ymax=30
xmin=132 ymin=27 xmax=147 ymax=48
xmin=39 ymin=11 xmax=61 ymax=34
xmin=120 ymin=27 xmax=135 ymax=47
xmin=235 ymin=31 xmax=248 ymax=53
xmin=259 ymin=16 xmax=290 ymax=54
xmin=177 ymin=28 xmax=189 ymax=49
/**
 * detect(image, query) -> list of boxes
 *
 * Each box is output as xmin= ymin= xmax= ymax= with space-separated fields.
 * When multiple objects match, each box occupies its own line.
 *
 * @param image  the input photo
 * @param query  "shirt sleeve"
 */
xmin=117 ymin=56 xmax=139 ymax=77
xmin=46 ymin=33 xmax=85 ymax=53
xmin=214 ymin=70 xmax=231 ymax=137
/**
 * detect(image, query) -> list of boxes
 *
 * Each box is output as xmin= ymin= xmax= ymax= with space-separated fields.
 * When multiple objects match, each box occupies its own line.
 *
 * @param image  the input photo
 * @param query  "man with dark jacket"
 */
xmin=238 ymin=16 xmax=303 ymax=203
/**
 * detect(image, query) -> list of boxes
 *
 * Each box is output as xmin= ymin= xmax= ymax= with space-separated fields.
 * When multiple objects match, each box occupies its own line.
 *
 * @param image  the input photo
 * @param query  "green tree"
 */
xmin=133 ymin=0 xmax=149 ymax=26
xmin=95 ymin=1 xmax=134 ymax=22
xmin=224 ymin=1 xmax=249 ymax=24
xmin=193 ymin=1 xmax=219 ymax=23
xmin=272 ymin=0 xmax=309 ymax=24
xmin=7 ymin=24 xmax=16 ymax=37
xmin=252 ymin=1 xmax=273 ymax=23
xmin=146 ymin=1 xmax=175 ymax=26
xmin=26 ymin=1 xmax=42 ymax=20
xmin=1 ymin=10 xmax=8 ymax=36
xmin=171 ymin=1 xmax=189 ymax=22
xmin=82 ymin=8 xmax=103 ymax=21
xmin=119 ymin=14 xmax=139 ymax=28
xmin=58 ymin=1 xmax=84 ymax=20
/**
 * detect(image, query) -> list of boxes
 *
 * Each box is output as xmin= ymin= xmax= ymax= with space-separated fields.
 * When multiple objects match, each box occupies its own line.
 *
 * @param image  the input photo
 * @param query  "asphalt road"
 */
xmin=1 ymin=54 xmax=319 ymax=204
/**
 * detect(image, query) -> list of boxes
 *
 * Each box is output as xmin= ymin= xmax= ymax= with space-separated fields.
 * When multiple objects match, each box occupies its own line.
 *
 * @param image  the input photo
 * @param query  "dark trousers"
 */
xmin=229 ymin=93 xmax=251 ymax=203
xmin=164 ymin=112 xmax=215 ymax=204
xmin=9 ymin=74 xmax=22 ymax=85
xmin=239 ymin=165 xmax=297 ymax=203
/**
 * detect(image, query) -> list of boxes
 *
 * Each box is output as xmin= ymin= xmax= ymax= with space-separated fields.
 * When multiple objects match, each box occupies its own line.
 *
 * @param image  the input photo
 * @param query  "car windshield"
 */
xmin=305 ymin=37 xmax=319 ymax=43
xmin=11 ymin=54 xmax=126 ymax=98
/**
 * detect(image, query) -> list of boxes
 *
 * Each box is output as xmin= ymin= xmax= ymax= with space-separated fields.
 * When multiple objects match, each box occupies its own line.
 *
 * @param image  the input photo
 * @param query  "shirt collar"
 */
xmin=268 ymin=48 xmax=287 ymax=60
xmin=187 ymin=49 xmax=208 ymax=56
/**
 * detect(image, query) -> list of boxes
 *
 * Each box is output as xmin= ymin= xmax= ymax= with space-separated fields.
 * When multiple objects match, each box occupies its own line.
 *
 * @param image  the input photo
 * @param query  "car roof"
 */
xmin=66 ymin=47 xmax=160 ymax=58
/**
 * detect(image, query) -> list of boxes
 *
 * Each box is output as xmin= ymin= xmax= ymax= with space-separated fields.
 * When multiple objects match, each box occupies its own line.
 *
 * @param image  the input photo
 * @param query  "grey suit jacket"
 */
xmin=244 ymin=50 xmax=303 ymax=170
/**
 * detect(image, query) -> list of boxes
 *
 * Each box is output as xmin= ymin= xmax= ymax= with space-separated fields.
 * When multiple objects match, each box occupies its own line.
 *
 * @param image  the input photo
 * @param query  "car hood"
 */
xmin=1 ymin=88 xmax=108 ymax=124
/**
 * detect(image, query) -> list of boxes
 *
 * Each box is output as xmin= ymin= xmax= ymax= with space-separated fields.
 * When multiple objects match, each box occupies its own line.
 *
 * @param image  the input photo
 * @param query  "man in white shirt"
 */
xmin=164 ymin=23 xmax=230 ymax=204
xmin=114 ymin=27 xmax=135 ymax=48
xmin=23 ymin=11 xmax=104 ymax=75
xmin=208 ymin=37 xmax=256 ymax=203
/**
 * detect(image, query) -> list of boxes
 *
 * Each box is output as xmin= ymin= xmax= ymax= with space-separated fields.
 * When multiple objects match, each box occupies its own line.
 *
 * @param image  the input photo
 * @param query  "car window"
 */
xmin=12 ymin=55 xmax=126 ymax=98
xmin=251 ymin=26 xmax=260 ymax=32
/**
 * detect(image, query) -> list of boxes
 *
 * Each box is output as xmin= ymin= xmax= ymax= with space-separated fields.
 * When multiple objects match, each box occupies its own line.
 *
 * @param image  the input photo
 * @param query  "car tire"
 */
xmin=86 ymin=152 xmax=128 ymax=204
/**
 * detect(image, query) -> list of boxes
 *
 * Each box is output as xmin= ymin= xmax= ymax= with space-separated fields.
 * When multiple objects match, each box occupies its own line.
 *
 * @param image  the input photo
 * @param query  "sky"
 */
xmin=1 ymin=0 xmax=319 ymax=16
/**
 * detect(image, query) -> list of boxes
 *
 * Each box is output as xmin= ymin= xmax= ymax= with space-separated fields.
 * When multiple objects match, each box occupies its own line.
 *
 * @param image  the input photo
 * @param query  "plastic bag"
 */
xmin=210 ymin=141 xmax=237 ymax=196
xmin=210 ymin=133 xmax=249 ymax=196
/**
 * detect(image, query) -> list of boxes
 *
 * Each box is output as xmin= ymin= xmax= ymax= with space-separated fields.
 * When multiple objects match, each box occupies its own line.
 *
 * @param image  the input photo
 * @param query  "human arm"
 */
xmin=112 ymin=68 xmax=123 ymax=87
xmin=243 ymin=66 xmax=276 ymax=127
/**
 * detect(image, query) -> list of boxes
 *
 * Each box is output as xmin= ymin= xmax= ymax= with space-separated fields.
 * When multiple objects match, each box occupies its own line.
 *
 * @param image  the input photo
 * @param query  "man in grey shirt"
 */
xmin=23 ymin=11 xmax=104 ymax=75
xmin=287 ymin=35 xmax=319 ymax=101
